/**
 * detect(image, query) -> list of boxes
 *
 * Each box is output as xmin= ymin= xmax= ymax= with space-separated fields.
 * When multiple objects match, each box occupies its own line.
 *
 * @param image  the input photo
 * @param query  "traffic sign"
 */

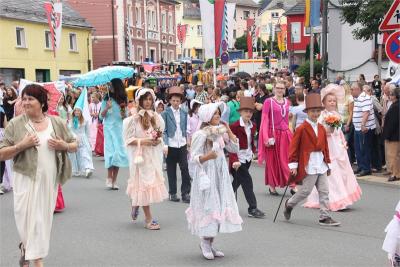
xmin=379 ymin=0 xmax=400 ymax=31
xmin=385 ymin=31 xmax=400 ymax=64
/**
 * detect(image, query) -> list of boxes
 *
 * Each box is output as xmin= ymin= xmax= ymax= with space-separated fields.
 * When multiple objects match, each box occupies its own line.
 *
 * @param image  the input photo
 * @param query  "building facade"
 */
xmin=230 ymin=0 xmax=260 ymax=41
xmin=69 ymin=0 xmax=178 ymax=69
xmin=0 ymin=0 xmax=92 ymax=84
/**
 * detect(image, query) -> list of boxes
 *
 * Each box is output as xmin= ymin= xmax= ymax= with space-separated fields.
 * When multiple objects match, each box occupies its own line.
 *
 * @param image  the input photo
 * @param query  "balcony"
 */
xmin=147 ymin=31 xmax=159 ymax=41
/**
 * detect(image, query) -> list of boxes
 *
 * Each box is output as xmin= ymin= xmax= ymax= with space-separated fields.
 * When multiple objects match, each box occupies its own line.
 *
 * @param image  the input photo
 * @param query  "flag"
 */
xmin=44 ymin=1 xmax=62 ymax=57
xmin=226 ymin=3 xmax=236 ymax=49
xmin=200 ymin=0 xmax=227 ymax=59
xmin=247 ymin=31 xmax=253 ymax=59
xmin=305 ymin=0 xmax=321 ymax=27
xmin=177 ymin=24 xmax=188 ymax=44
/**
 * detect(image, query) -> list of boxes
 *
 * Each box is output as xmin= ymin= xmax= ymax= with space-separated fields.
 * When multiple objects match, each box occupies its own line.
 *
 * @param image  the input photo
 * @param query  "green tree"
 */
xmin=205 ymin=58 xmax=221 ymax=69
xmin=340 ymin=0 xmax=391 ymax=41
xmin=297 ymin=60 xmax=323 ymax=82
xmin=305 ymin=39 xmax=320 ymax=60
xmin=234 ymin=34 xmax=267 ymax=53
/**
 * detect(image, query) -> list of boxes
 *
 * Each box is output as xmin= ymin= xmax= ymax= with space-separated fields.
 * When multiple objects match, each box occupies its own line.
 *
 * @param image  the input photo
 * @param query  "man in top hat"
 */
xmin=161 ymin=86 xmax=191 ymax=203
xmin=283 ymin=93 xmax=341 ymax=226
xmin=229 ymin=97 xmax=265 ymax=218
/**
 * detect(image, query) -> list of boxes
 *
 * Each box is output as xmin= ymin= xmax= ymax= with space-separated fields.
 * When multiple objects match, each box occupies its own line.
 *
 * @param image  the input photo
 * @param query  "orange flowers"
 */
xmin=324 ymin=114 xmax=342 ymax=129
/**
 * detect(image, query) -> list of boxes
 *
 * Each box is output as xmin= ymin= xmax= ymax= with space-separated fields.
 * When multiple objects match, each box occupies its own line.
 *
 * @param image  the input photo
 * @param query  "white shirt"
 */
xmin=288 ymin=119 xmax=329 ymax=174
xmin=353 ymin=92 xmax=376 ymax=131
xmin=237 ymin=117 xmax=253 ymax=163
xmin=168 ymin=107 xmax=187 ymax=148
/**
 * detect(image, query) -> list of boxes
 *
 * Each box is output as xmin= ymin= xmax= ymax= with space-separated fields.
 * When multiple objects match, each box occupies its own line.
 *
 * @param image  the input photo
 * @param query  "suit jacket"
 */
xmin=383 ymin=101 xmax=399 ymax=141
xmin=289 ymin=120 xmax=331 ymax=184
xmin=161 ymin=106 xmax=188 ymax=145
xmin=228 ymin=119 xmax=256 ymax=171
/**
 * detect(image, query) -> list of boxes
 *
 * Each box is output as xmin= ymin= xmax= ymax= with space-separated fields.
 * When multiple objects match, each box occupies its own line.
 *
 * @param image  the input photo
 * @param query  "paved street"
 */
xmin=1 ymin=157 xmax=398 ymax=267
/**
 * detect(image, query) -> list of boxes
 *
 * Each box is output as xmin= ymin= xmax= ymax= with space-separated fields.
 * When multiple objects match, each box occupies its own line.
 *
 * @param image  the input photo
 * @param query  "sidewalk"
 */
xmin=356 ymin=173 xmax=400 ymax=187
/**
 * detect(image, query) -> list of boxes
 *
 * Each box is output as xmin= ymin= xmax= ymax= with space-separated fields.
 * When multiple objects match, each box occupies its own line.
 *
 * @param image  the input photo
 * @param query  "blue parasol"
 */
xmin=72 ymin=66 xmax=135 ymax=87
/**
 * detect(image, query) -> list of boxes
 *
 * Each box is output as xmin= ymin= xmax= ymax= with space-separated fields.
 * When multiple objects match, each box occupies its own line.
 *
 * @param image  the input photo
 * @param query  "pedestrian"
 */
xmin=187 ymin=99 xmax=202 ymax=147
xmin=100 ymin=78 xmax=129 ymax=190
xmin=382 ymin=200 xmax=400 ymax=267
xmin=258 ymin=81 xmax=294 ymax=195
xmin=161 ymin=86 xmax=191 ymax=203
xmin=372 ymin=74 xmax=382 ymax=100
xmin=351 ymin=82 xmax=376 ymax=177
xmin=304 ymin=88 xmax=362 ymax=211
xmin=253 ymin=83 xmax=270 ymax=134
xmin=382 ymin=87 xmax=400 ymax=182
xmin=3 ymin=86 xmax=18 ymax=121
xmin=0 ymin=84 xmax=77 ymax=267
xmin=338 ymin=83 xmax=356 ymax=164
xmin=186 ymin=102 xmax=242 ymax=260
xmin=283 ymin=93 xmax=340 ymax=226
xmin=123 ymin=88 xmax=168 ymax=229
xmin=56 ymin=93 xmax=71 ymax=124
xmin=89 ymin=92 xmax=102 ymax=150
xmin=227 ymin=90 xmax=243 ymax=124
xmin=68 ymin=95 xmax=94 ymax=178
xmin=0 ymin=105 xmax=12 ymax=195
xmin=229 ymin=97 xmax=265 ymax=219
xmin=195 ymin=82 xmax=208 ymax=103
xmin=289 ymin=85 xmax=307 ymax=131
xmin=155 ymin=100 xmax=165 ymax=114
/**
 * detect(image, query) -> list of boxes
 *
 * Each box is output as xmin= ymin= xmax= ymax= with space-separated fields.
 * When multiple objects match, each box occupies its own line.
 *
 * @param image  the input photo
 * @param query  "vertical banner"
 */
xmin=305 ymin=0 xmax=321 ymax=27
xmin=226 ymin=3 xmax=236 ymax=49
xmin=199 ymin=0 xmax=215 ymax=59
xmin=247 ymin=31 xmax=253 ymax=59
xmin=44 ymin=1 xmax=62 ymax=57
xmin=214 ymin=0 xmax=227 ymax=58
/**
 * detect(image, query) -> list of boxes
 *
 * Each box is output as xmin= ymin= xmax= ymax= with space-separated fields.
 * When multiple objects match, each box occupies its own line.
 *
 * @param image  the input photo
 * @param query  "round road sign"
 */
xmin=385 ymin=31 xmax=400 ymax=64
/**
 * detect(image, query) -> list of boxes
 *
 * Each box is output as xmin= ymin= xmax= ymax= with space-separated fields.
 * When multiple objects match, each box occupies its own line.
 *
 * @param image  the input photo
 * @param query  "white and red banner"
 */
xmin=177 ymin=24 xmax=188 ymax=44
xmin=44 ymin=1 xmax=63 ymax=57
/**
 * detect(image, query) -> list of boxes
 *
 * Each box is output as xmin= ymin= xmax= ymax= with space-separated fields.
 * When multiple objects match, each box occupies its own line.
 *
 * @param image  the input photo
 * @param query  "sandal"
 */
xmin=144 ymin=220 xmax=160 ymax=230
xmin=131 ymin=206 xmax=139 ymax=221
xmin=19 ymin=242 xmax=29 ymax=267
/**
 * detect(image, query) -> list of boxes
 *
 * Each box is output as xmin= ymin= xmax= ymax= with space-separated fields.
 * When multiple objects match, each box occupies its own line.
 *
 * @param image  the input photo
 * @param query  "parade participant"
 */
xmin=3 ymin=86 xmax=18 ymax=121
xmin=155 ymin=100 xmax=165 ymax=114
xmin=186 ymin=102 xmax=242 ymax=260
xmin=0 ymin=84 xmax=77 ymax=267
xmin=258 ymin=81 xmax=294 ymax=195
xmin=289 ymin=85 xmax=307 ymax=131
xmin=0 ymin=106 xmax=12 ymax=195
xmin=229 ymin=97 xmax=265 ymax=219
xmin=89 ymin=92 xmax=101 ymax=150
xmin=162 ymin=86 xmax=191 ymax=203
xmin=195 ymin=82 xmax=208 ymax=104
xmin=383 ymin=87 xmax=400 ymax=182
xmin=187 ymin=99 xmax=202 ymax=147
xmin=338 ymin=83 xmax=356 ymax=164
xmin=227 ymin=90 xmax=243 ymax=124
xmin=304 ymin=87 xmax=362 ymax=211
xmin=123 ymin=88 xmax=168 ymax=230
xmin=68 ymin=93 xmax=94 ymax=178
xmin=56 ymin=93 xmax=71 ymax=124
xmin=283 ymin=93 xmax=340 ymax=226
xmin=100 ymin=78 xmax=129 ymax=189
xmin=351 ymin=82 xmax=376 ymax=177
xmin=382 ymin=200 xmax=400 ymax=267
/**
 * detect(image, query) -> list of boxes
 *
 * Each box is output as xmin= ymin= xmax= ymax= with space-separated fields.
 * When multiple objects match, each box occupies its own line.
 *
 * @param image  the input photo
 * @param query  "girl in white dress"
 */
xmin=186 ymin=102 xmax=242 ymax=260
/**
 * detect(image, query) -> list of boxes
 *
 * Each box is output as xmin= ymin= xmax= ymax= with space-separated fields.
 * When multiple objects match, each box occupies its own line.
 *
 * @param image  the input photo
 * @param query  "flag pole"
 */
xmin=213 ymin=57 xmax=217 ymax=87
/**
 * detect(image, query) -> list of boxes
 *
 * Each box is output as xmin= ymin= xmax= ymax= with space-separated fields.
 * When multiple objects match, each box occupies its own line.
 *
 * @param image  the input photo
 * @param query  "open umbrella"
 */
xmin=72 ymin=66 xmax=135 ymax=87
xmin=232 ymin=71 xmax=251 ymax=79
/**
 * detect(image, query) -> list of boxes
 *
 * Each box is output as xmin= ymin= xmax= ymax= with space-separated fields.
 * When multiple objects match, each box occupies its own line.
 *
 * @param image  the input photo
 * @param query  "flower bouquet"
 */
xmin=150 ymin=128 xmax=163 ymax=140
xmin=324 ymin=114 xmax=342 ymax=129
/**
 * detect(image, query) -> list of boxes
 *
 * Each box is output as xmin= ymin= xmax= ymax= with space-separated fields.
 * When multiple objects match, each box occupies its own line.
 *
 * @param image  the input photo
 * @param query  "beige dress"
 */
xmin=13 ymin=120 xmax=58 ymax=260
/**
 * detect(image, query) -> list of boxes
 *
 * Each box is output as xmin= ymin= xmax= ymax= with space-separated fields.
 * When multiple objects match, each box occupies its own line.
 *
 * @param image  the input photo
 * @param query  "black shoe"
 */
xmin=182 ymin=194 xmax=190 ymax=203
xmin=248 ymin=208 xmax=265 ymax=219
xmin=353 ymin=169 xmax=362 ymax=175
xmin=169 ymin=194 xmax=180 ymax=202
xmin=269 ymin=188 xmax=279 ymax=196
xmin=319 ymin=217 xmax=341 ymax=226
xmin=356 ymin=170 xmax=371 ymax=177
xmin=283 ymin=199 xmax=292 ymax=221
xmin=388 ymin=176 xmax=400 ymax=182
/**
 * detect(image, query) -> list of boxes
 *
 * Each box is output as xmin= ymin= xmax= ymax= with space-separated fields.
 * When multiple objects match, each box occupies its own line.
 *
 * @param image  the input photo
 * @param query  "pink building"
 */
xmin=68 ymin=0 xmax=178 ymax=69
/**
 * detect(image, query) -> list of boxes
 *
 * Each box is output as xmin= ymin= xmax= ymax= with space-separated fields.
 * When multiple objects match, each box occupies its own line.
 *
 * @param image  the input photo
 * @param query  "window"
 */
xmin=45 ymin=30 xmax=51 ymax=49
xmin=197 ymin=25 xmax=202 ymax=36
xmin=147 ymin=10 xmax=151 ymax=27
xmin=16 ymin=27 xmax=26 ymax=48
xmin=137 ymin=47 xmax=143 ymax=61
xmin=69 ymin=33 xmax=77 ymax=51
xmin=271 ymin=12 xmax=279 ymax=18
xmin=243 ymin=10 xmax=250 ymax=19
xmin=152 ymin=11 xmax=156 ymax=30
xmin=233 ymin=29 xmax=236 ymax=39
xmin=162 ymin=13 xmax=166 ymax=32
xmin=128 ymin=5 xmax=133 ymax=27
xmin=169 ymin=14 xmax=173 ymax=33
xmin=136 ymin=7 xmax=142 ymax=27
xmin=169 ymin=51 xmax=174 ymax=61
xmin=162 ymin=50 xmax=167 ymax=62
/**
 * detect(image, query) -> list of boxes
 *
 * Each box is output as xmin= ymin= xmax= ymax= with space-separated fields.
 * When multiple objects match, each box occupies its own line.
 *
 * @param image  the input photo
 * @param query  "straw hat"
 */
xmin=238 ymin=97 xmax=255 ymax=111
xmin=168 ymin=86 xmax=184 ymax=97
xmin=304 ymin=93 xmax=324 ymax=112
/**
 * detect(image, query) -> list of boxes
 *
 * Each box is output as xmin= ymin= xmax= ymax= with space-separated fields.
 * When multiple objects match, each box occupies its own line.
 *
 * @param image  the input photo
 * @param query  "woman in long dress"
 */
xmin=186 ymin=102 xmax=242 ymax=260
xmin=89 ymin=92 xmax=101 ymax=150
xmin=123 ymin=88 xmax=168 ymax=229
xmin=258 ymin=81 xmax=293 ymax=195
xmin=0 ymin=106 xmax=12 ymax=194
xmin=100 ymin=78 xmax=129 ymax=189
xmin=0 ymin=84 xmax=77 ymax=267
xmin=304 ymin=91 xmax=362 ymax=211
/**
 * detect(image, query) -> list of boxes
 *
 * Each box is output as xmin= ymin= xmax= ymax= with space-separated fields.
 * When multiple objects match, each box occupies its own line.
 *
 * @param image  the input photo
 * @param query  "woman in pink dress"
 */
xmin=187 ymin=99 xmax=202 ymax=146
xmin=258 ymin=81 xmax=293 ymax=195
xmin=89 ymin=93 xmax=102 ymax=150
xmin=304 ymin=87 xmax=362 ymax=211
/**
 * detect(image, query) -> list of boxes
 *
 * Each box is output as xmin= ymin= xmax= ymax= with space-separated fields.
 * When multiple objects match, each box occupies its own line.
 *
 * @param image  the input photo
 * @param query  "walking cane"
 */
xmin=273 ymin=183 xmax=289 ymax=223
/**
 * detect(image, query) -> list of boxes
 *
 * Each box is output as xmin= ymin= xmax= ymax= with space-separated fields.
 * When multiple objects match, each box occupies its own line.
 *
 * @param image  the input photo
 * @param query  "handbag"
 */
xmin=268 ymin=98 xmax=276 ymax=146
xmin=133 ymin=139 xmax=144 ymax=165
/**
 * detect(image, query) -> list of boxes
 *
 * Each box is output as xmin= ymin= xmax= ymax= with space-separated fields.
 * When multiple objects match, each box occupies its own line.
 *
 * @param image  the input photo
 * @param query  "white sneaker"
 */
xmin=112 ymin=184 xmax=119 ymax=190
xmin=0 ymin=188 xmax=4 ymax=195
xmin=85 ymin=169 xmax=93 ymax=178
xmin=106 ymin=179 xmax=112 ymax=189
xmin=200 ymin=239 xmax=214 ymax=260
xmin=211 ymin=247 xmax=224 ymax=257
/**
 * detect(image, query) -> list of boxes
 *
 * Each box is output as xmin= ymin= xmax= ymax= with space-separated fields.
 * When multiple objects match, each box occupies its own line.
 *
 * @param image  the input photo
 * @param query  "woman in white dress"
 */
xmin=186 ymin=102 xmax=243 ymax=260
xmin=0 ymin=84 xmax=77 ymax=267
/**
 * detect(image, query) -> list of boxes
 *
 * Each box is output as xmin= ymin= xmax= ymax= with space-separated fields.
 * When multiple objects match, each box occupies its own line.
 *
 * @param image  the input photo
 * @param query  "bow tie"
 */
xmin=138 ymin=109 xmax=155 ymax=118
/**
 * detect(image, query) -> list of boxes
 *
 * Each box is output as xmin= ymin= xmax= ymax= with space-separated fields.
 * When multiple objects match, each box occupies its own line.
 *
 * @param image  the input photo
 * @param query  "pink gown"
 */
xmin=258 ymin=98 xmax=292 ymax=188
xmin=304 ymin=110 xmax=362 ymax=211
xmin=89 ymin=102 xmax=102 ymax=150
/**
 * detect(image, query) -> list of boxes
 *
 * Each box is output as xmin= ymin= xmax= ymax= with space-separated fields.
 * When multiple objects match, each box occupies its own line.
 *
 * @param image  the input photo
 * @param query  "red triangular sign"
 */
xmin=379 ymin=0 xmax=400 ymax=31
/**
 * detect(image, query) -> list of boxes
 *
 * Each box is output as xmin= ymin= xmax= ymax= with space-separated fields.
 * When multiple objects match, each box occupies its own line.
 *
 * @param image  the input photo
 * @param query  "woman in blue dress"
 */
xmin=100 ymin=78 xmax=129 ymax=190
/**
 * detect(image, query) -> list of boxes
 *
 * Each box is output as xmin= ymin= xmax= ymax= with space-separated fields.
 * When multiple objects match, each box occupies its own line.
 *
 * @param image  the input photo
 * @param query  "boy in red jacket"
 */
xmin=230 ymin=97 xmax=265 ymax=219
xmin=283 ymin=93 xmax=340 ymax=226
